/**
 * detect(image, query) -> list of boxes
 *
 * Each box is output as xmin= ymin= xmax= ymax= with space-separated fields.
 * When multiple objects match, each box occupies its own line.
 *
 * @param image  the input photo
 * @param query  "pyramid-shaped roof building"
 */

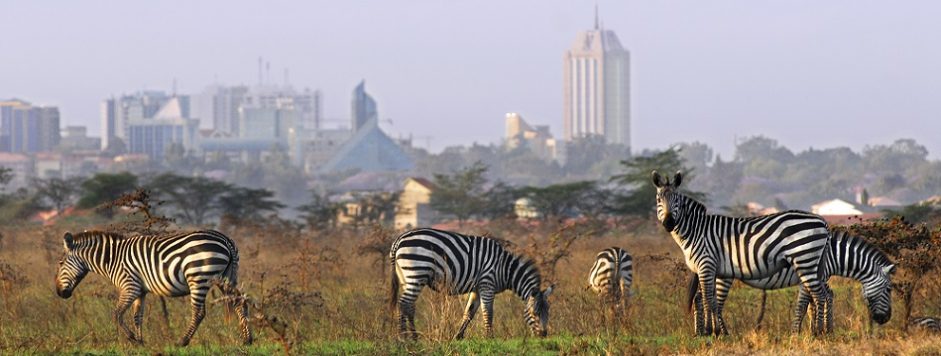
xmin=318 ymin=119 xmax=413 ymax=174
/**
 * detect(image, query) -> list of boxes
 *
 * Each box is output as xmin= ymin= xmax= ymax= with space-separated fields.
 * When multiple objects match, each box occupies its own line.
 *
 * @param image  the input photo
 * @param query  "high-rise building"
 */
xmin=100 ymin=91 xmax=174 ymax=150
xmin=350 ymin=80 xmax=378 ymax=132
xmin=196 ymin=85 xmax=249 ymax=135
xmin=126 ymin=97 xmax=198 ymax=161
xmin=505 ymin=112 xmax=560 ymax=161
xmin=562 ymin=10 xmax=630 ymax=150
xmin=0 ymin=99 xmax=60 ymax=153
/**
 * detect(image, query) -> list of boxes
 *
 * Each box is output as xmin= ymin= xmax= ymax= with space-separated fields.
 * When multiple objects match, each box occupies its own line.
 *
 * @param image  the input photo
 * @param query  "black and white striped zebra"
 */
xmin=55 ymin=230 xmax=252 ymax=346
xmin=389 ymin=228 xmax=554 ymax=340
xmin=910 ymin=317 xmax=941 ymax=332
xmin=652 ymin=170 xmax=833 ymax=335
xmin=688 ymin=230 xmax=895 ymax=333
xmin=587 ymin=247 xmax=634 ymax=303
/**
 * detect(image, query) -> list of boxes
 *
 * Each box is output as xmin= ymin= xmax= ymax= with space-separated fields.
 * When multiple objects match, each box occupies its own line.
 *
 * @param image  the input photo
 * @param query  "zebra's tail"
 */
xmin=389 ymin=259 xmax=400 ymax=310
xmin=221 ymin=235 xmax=241 ymax=287
xmin=686 ymin=273 xmax=699 ymax=315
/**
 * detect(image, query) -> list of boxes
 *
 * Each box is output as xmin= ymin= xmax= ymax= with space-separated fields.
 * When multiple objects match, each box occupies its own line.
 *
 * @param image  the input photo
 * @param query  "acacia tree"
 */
xmin=297 ymin=191 xmax=341 ymax=231
xmin=77 ymin=172 xmax=139 ymax=218
xmin=31 ymin=177 xmax=82 ymax=213
xmin=148 ymin=173 xmax=232 ymax=225
xmin=218 ymin=186 xmax=285 ymax=224
xmin=519 ymin=181 xmax=601 ymax=221
xmin=609 ymin=148 xmax=705 ymax=217
xmin=429 ymin=161 xmax=489 ymax=225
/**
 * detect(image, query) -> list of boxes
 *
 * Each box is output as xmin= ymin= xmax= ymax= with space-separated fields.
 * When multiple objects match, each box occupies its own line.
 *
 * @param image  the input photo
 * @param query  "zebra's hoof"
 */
xmin=176 ymin=340 xmax=191 ymax=347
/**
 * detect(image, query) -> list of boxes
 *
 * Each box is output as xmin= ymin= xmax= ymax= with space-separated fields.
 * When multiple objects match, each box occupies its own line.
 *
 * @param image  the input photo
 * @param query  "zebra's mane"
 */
xmin=674 ymin=191 xmax=707 ymax=216
xmin=835 ymin=231 xmax=893 ymax=268
xmin=71 ymin=230 xmax=128 ymax=243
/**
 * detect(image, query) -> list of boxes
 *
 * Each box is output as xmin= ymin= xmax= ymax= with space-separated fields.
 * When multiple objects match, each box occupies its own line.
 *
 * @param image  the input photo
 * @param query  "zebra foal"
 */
xmin=55 ymin=230 xmax=252 ymax=346
xmin=389 ymin=228 xmax=554 ymax=340
xmin=587 ymin=247 xmax=634 ymax=305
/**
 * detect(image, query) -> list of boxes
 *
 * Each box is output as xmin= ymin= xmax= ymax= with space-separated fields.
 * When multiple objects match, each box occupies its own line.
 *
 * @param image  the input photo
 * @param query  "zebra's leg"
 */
xmin=131 ymin=293 xmax=146 ymax=343
xmin=823 ymin=285 xmax=834 ymax=333
xmin=794 ymin=268 xmax=828 ymax=335
xmin=714 ymin=278 xmax=732 ymax=335
xmin=791 ymin=286 xmax=812 ymax=333
xmin=224 ymin=283 xmax=253 ymax=345
xmin=692 ymin=288 xmax=705 ymax=336
xmin=697 ymin=264 xmax=723 ymax=336
xmin=113 ymin=289 xmax=142 ymax=345
xmin=454 ymin=292 xmax=480 ymax=340
xmin=398 ymin=281 xmax=422 ymax=340
xmin=177 ymin=282 xmax=209 ymax=347
xmin=479 ymin=285 xmax=496 ymax=338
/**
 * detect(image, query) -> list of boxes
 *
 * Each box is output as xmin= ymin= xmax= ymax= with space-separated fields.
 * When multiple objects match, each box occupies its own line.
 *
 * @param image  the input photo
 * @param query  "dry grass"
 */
xmin=1 ymin=218 xmax=939 ymax=354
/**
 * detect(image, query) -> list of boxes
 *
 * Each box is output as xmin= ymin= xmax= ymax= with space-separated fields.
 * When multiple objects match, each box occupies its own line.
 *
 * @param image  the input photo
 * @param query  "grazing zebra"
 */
xmin=55 ymin=230 xmax=252 ymax=346
xmin=587 ymin=247 xmax=634 ymax=303
xmin=652 ymin=170 xmax=832 ymax=336
xmin=688 ymin=230 xmax=896 ymax=333
xmin=389 ymin=228 xmax=554 ymax=340
xmin=910 ymin=317 xmax=941 ymax=332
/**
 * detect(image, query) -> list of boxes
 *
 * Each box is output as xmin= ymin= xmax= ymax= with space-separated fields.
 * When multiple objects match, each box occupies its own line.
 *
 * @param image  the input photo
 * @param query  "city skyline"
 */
xmin=2 ymin=1 xmax=940 ymax=158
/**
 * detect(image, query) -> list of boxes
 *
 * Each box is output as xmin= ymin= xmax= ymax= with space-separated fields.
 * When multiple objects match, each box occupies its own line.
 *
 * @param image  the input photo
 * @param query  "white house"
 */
xmin=811 ymin=199 xmax=863 ymax=216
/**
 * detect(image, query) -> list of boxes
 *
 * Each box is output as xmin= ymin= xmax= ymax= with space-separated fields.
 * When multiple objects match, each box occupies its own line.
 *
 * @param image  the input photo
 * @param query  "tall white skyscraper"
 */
xmin=563 ymin=11 xmax=630 ymax=150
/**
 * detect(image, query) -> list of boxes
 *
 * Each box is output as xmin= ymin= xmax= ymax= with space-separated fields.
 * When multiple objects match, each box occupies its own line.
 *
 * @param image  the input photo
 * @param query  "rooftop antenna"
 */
xmin=594 ymin=1 xmax=599 ymax=30
xmin=257 ymin=56 xmax=263 ymax=86
xmin=172 ymin=78 xmax=178 ymax=97
xmin=265 ymin=61 xmax=271 ymax=86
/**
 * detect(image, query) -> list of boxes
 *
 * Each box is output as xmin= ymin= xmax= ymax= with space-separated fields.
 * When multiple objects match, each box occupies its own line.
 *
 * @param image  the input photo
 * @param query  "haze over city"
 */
xmin=2 ymin=0 xmax=939 ymax=157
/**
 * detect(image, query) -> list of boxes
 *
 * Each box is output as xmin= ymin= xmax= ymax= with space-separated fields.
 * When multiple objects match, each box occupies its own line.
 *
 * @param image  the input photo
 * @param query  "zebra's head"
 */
xmin=525 ymin=285 xmax=554 ymax=337
xmin=55 ymin=232 xmax=89 ymax=299
xmin=864 ymin=263 xmax=896 ymax=324
xmin=652 ymin=170 xmax=684 ymax=232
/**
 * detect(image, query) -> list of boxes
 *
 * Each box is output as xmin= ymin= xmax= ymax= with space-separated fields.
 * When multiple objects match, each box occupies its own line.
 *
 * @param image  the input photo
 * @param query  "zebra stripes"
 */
xmin=588 ymin=247 xmax=634 ymax=302
xmin=653 ymin=170 xmax=832 ymax=335
xmin=910 ymin=317 xmax=941 ymax=332
xmin=688 ymin=230 xmax=895 ymax=333
xmin=55 ymin=230 xmax=252 ymax=346
xmin=389 ymin=228 xmax=554 ymax=339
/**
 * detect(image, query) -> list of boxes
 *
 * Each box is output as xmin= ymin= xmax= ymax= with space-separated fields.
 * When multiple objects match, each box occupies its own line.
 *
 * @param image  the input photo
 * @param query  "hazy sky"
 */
xmin=2 ymin=1 xmax=939 ymax=158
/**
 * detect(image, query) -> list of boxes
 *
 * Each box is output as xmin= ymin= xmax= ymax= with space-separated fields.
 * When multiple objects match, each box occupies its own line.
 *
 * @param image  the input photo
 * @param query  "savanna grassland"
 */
xmin=1 ymin=216 xmax=940 ymax=355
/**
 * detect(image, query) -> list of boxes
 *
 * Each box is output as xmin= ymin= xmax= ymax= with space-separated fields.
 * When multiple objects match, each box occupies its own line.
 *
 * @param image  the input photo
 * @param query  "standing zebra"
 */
xmin=587 ymin=247 xmax=634 ymax=304
xmin=55 ymin=230 xmax=252 ymax=346
xmin=389 ymin=228 xmax=554 ymax=340
xmin=688 ymin=230 xmax=896 ymax=333
xmin=652 ymin=170 xmax=832 ymax=336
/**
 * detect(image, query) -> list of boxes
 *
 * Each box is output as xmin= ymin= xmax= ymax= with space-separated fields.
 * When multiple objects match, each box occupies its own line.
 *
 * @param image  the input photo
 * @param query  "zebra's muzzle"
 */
xmin=873 ymin=311 xmax=890 ymax=325
xmin=661 ymin=215 xmax=677 ymax=232
xmin=56 ymin=286 xmax=73 ymax=299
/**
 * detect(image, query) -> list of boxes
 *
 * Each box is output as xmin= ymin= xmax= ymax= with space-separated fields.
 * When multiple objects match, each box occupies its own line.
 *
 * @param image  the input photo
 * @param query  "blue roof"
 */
xmin=318 ymin=119 xmax=413 ymax=173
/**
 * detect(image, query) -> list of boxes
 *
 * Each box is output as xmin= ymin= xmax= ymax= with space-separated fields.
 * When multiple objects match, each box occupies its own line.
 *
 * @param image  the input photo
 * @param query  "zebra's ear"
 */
xmin=63 ymin=232 xmax=75 ymax=250
xmin=674 ymin=171 xmax=683 ymax=188
xmin=651 ymin=170 xmax=664 ymax=188
xmin=883 ymin=264 xmax=897 ymax=275
xmin=544 ymin=284 xmax=555 ymax=298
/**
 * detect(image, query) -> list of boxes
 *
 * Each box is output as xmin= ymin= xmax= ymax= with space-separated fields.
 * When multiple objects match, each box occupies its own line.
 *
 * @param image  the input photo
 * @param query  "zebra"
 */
xmin=910 ymin=317 xmax=941 ymax=332
xmin=687 ymin=230 xmax=896 ymax=333
xmin=652 ymin=170 xmax=832 ymax=336
xmin=389 ymin=228 xmax=554 ymax=340
xmin=587 ymin=247 xmax=634 ymax=305
xmin=55 ymin=230 xmax=252 ymax=346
